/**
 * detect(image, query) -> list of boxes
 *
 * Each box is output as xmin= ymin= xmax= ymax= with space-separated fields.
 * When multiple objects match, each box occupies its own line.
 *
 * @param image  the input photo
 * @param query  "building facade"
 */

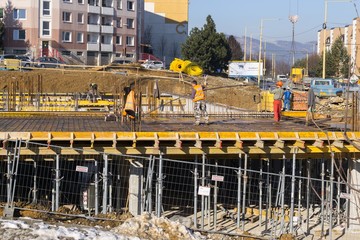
xmin=0 ymin=0 xmax=138 ymax=65
xmin=317 ymin=17 xmax=360 ymax=76
xmin=143 ymin=0 xmax=188 ymax=66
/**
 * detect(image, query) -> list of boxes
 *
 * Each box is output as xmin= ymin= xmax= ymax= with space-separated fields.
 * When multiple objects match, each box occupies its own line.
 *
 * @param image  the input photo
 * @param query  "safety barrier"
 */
xmin=0 ymin=139 xmax=352 ymax=238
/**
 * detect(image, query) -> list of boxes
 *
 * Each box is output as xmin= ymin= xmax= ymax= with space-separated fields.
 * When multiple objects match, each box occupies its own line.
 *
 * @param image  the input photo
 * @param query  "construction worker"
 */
xmin=306 ymin=87 xmax=316 ymax=126
xmin=283 ymin=87 xmax=292 ymax=111
xmin=124 ymin=84 xmax=136 ymax=120
xmin=271 ymin=81 xmax=284 ymax=124
xmin=191 ymin=80 xmax=209 ymax=125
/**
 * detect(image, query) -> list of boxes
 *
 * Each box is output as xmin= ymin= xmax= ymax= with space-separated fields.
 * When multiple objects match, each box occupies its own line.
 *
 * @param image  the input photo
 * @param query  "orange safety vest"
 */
xmin=193 ymin=84 xmax=205 ymax=102
xmin=124 ymin=90 xmax=135 ymax=111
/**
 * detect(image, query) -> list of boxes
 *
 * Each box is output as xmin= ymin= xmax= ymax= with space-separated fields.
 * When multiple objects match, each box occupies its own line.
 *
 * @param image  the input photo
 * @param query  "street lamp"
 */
xmin=322 ymin=0 xmax=352 ymax=79
xmin=258 ymin=18 xmax=279 ymax=86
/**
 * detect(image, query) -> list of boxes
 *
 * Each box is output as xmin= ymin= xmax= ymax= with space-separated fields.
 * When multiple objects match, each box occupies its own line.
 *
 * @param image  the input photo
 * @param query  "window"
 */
xmin=62 ymin=51 xmax=71 ymax=56
xmin=0 ymin=8 xmax=3 ymax=18
xmin=42 ymin=21 xmax=50 ymax=36
xmin=63 ymin=0 xmax=72 ymax=3
xmin=43 ymin=1 xmax=50 ymax=15
xmin=77 ymin=32 xmax=84 ymax=43
xmin=77 ymin=51 xmax=83 ymax=56
xmin=62 ymin=31 xmax=72 ymax=42
xmin=13 ymin=9 xmax=26 ymax=19
xmin=127 ymin=1 xmax=134 ymax=11
xmin=78 ymin=0 xmax=84 ymax=4
xmin=116 ymin=36 xmax=122 ymax=45
xmin=89 ymin=0 xmax=99 ymax=6
xmin=126 ymin=18 xmax=134 ymax=29
xmin=126 ymin=36 xmax=134 ymax=46
xmin=117 ymin=0 xmax=122 ymax=9
xmin=62 ymin=12 xmax=72 ymax=22
xmin=116 ymin=18 xmax=122 ymax=28
xmin=77 ymin=13 xmax=84 ymax=23
xmin=13 ymin=29 xmax=26 ymax=40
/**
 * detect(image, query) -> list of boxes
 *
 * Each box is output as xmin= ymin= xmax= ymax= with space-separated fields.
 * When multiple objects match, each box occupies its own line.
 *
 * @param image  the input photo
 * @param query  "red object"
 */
xmin=273 ymin=100 xmax=282 ymax=122
xmin=276 ymin=81 xmax=283 ymax=87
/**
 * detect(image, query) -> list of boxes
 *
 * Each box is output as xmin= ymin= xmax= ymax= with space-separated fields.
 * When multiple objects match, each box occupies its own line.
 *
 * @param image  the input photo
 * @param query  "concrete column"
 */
xmin=349 ymin=159 xmax=360 ymax=231
xmin=129 ymin=160 xmax=144 ymax=216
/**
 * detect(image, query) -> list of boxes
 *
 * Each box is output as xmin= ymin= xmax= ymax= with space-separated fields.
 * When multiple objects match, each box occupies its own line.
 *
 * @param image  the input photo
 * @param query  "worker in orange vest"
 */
xmin=191 ymin=80 xmax=209 ymax=125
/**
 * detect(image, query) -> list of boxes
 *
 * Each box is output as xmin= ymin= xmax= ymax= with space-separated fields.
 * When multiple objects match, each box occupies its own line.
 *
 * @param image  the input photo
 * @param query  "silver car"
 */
xmin=16 ymin=55 xmax=33 ymax=67
xmin=141 ymin=60 xmax=164 ymax=70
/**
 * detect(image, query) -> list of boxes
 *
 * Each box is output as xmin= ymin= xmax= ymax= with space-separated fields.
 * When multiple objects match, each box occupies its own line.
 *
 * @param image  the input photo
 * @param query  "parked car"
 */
xmin=16 ymin=55 xmax=33 ymax=67
xmin=141 ymin=60 xmax=164 ymax=70
xmin=0 ymin=54 xmax=17 ymax=64
xmin=111 ymin=59 xmax=132 ymax=65
xmin=310 ymin=78 xmax=343 ymax=97
xmin=34 ymin=57 xmax=65 ymax=68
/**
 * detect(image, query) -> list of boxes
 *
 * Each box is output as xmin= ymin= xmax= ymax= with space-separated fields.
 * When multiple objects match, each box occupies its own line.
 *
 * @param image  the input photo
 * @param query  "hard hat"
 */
xmin=276 ymin=81 xmax=283 ymax=87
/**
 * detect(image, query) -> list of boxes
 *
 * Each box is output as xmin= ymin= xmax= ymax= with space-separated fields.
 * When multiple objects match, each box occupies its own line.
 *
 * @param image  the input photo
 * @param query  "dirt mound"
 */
xmin=0 ymin=68 xmax=260 ymax=111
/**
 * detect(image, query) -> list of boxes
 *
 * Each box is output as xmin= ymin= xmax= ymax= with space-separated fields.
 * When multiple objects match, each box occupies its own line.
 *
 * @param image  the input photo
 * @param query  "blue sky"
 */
xmin=188 ymin=0 xmax=359 ymax=43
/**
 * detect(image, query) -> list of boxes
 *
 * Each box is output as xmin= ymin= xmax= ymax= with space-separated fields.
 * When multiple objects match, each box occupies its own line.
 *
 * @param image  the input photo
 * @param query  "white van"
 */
xmin=277 ymin=75 xmax=288 ymax=81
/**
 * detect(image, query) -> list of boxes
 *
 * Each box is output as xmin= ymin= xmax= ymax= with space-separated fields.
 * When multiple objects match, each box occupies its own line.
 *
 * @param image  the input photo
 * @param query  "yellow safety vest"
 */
xmin=193 ymin=84 xmax=205 ymax=102
xmin=124 ymin=90 xmax=135 ymax=111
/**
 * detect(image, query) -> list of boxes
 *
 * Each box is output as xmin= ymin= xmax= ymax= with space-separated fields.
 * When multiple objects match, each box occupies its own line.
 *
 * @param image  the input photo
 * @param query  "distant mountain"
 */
xmin=232 ymin=36 xmax=317 ymax=63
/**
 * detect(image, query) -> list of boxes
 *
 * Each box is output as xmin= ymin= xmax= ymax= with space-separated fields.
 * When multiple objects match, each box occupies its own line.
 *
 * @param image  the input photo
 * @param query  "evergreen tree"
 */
xmin=227 ymin=35 xmax=243 ymax=60
xmin=0 ymin=20 xmax=4 ymax=51
xmin=317 ymin=36 xmax=350 ymax=78
xmin=181 ymin=15 xmax=231 ymax=73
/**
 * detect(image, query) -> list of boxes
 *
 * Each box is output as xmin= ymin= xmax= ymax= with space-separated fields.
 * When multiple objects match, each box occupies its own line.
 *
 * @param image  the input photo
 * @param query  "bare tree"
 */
xmin=157 ymin=35 xmax=167 ymax=59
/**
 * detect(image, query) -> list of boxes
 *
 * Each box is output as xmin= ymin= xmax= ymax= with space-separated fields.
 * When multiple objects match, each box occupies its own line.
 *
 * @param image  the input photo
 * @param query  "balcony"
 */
xmin=87 ymin=43 xmax=100 ymax=51
xmin=101 ymin=25 xmax=113 ymax=34
xmin=101 ymin=7 xmax=114 ymax=15
xmin=88 ymin=5 xmax=100 ymax=14
xmin=87 ymin=24 xmax=100 ymax=32
xmin=101 ymin=44 xmax=113 ymax=52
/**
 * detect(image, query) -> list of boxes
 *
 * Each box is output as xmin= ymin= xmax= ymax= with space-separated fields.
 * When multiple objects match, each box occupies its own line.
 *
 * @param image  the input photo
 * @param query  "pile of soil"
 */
xmin=0 ymin=67 xmax=261 ymax=111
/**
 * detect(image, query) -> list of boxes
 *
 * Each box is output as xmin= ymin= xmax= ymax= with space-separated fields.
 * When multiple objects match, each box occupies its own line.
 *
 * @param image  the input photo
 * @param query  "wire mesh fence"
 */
xmin=0 ymin=139 xmax=351 ymax=238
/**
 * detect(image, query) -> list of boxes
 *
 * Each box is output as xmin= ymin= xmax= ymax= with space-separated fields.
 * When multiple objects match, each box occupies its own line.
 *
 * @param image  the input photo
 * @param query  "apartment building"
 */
xmin=317 ymin=17 xmax=360 ymax=76
xmin=143 ymin=0 xmax=188 ymax=66
xmin=0 ymin=0 xmax=138 ymax=65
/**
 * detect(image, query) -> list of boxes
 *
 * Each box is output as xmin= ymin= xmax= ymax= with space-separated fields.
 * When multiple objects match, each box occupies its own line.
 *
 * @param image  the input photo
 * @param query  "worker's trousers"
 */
xmin=273 ymin=100 xmax=282 ymax=122
xmin=283 ymin=99 xmax=291 ymax=111
xmin=194 ymin=100 xmax=209 ymax=124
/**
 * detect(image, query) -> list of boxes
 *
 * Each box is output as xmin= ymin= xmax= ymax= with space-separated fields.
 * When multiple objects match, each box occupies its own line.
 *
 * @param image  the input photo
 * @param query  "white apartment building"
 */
xmin=0 ymin=0 xmax=139 ymax=65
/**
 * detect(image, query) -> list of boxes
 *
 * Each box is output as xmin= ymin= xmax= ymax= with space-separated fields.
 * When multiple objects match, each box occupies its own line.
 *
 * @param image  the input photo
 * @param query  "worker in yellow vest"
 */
xmin=124 ymin=85 xmax=136 ymax=119
xmin=191 ymin=80 xmax=209 ymax=125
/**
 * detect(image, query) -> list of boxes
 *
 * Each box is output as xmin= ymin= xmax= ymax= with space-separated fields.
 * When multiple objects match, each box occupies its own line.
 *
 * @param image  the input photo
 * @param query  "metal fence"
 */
xmin=0 ymin=140 xmax=351 ymax=238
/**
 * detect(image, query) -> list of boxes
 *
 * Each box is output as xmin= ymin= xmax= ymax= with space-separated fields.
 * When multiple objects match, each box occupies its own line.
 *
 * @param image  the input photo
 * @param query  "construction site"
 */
xmin=0 ymin=65 xmax=360 ymax=240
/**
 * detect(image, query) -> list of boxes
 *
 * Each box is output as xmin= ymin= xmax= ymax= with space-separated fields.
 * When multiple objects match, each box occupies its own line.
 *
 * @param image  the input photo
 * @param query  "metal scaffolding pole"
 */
xmin=321 ymin=158 xmax=325 ymax=238
xmin=329 ymin=152 xmax=335 ymax=240
xmin=156 ymin=153 xmax=163 ymax=217
xmin=306 ymin=159 xmax=310 ymax=234
xmin=280 ymin=155 xmax=286 ymax=234
xmin=242 ymin=154 xmax=248 ymax=231
xmin=201 ymin=154 xmax=206 ymax=230
xmin=265 ymin=159 xmax=270 ymax=232
xmin=55 ymin=154 xmax=60 ymax=211
xmin=193 ymin=155 xmax=198 ymax=229
xmin=102 ymin=154 xmax=109 ymax=214
xmin=259 ymin=159 xmax=263 ymax=228
xmin=290 ymin=150 xmax=297 ymax=234
xmin=94 ymin=159 xmax=99 ymax=215
xmin=237 ymin=154 xmax=242 ymax=228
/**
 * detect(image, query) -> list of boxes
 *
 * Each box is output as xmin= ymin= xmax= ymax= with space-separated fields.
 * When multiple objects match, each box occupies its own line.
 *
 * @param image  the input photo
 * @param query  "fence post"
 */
xmin=329 ymin=152 xmax=335 ymax=240
xmin=102 ymin=153 xmax=108 ymax=214
xmin=306 ymin=159 xmax=310 ymax=234
xmin=213 ymin=161 xmax=218 ymax=230
xmin=6 ymin=149 xmax=12 ymax=204
xmin=321 ymin=158 xmax=325 ymax=238
xmin=259 ymin=159 xmax=263 ymax=228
